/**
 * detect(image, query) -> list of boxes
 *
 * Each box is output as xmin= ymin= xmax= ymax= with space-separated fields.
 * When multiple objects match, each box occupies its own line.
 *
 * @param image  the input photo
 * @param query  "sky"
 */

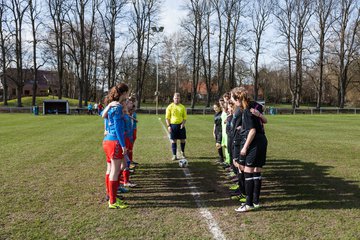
xmin=158 ymin=0 xmax=187 ymax=35
xmin=157 ymin=0 xmax=278 ymax=67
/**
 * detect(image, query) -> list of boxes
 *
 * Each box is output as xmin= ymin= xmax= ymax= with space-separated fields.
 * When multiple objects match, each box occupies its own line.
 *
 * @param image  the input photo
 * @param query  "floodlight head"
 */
xmin=152 ymin=26 xmax=164 ymax=32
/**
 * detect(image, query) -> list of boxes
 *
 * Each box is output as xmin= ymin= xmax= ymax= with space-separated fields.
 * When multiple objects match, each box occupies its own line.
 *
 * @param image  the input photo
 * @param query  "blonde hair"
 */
xmin=231 ymin=87 xmax=250 ymax=110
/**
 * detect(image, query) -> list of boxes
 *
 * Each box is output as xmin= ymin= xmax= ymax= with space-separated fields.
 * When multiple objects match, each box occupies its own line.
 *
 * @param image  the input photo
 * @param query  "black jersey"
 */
xmin=214 ymin=111 xmax=222 ymax=135
xmin=249 ymin=101 xmax=265 ymax=134
xmin=226 ymin=114 xmax=233 ymax=135
xmin=240 ymin=106 xmax=268 ymax=168
xmin=240 ymin=108 xmax=255 ymax=136
xmin=232 ymin=107 xmax=243 ymax=145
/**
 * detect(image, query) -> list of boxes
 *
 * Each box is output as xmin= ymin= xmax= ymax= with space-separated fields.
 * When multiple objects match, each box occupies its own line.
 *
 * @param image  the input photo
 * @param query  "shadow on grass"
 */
xmin=261 ymin=159 xmax=360 ymax=211
xmin=124 ymin=158 xmax=359 ymax=211
xmin=125 ymin=159 xmax=237 ymax=209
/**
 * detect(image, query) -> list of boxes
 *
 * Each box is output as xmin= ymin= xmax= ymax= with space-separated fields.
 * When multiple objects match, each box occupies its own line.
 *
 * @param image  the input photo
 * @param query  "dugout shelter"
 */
xmin=43 ymin=100 xmax=69 ymax=115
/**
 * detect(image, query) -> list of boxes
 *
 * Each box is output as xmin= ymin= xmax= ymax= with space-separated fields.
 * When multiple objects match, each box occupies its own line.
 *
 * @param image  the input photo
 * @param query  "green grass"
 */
xmin=0 ymin=96 xmax=93 ymax=107
xmin=0 ymin=113 xmax=359 ymax=239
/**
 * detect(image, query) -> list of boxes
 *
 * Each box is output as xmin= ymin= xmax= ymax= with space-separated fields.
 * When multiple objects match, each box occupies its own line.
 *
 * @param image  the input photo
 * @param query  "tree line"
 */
xmin=1 ymin=0 xmax=359 ymax=109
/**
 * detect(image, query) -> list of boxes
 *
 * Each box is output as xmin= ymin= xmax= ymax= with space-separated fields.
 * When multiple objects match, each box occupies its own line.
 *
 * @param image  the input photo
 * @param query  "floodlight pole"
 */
xmin=152 ymin=26 xmax=164 ymax=115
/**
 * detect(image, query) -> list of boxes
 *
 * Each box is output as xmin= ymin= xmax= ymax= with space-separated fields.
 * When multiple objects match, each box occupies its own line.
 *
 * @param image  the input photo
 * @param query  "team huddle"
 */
xmin=100 ymin=83 xmax=267 ymax=212
xmin=213 ymin=87 xmax=268 ymax=212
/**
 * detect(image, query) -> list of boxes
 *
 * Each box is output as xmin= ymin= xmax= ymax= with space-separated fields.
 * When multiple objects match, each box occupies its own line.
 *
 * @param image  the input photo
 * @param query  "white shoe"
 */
xmin=235 ymin=204 xmax=254 ymax=212
xmin=123 ymin=182 xmax=137 ymax=188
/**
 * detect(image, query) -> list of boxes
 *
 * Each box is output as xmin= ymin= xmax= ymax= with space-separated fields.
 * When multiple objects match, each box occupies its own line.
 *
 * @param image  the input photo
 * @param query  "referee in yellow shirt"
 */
xmin=165 ymin=93 xmax=187 ymax=160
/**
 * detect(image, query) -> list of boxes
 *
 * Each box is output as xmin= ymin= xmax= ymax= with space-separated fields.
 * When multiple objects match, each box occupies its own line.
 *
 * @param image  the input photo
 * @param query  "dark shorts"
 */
xmin=215 ymin=133 xmax=222 ymax=144
xmin=170 ymin=124 xmax=186 ymax=140
xmin=241 ymin=134 xmax=267 ymax=168
xmin=233 ymin=144 xmax=245 ymax=166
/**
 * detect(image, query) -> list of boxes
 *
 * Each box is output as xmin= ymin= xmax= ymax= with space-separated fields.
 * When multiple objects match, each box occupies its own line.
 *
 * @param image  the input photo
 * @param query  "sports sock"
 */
xmin=253 ymin=172 xmax=262 ymax=204
xmin=217 ymin=147 xmax=224 ymax=161
xmin=244 ymin=172 xmax=254 ymax=206
xmin=123 ymin=169 xmax=130 ymax=184
xmin=128 ymin=150 xmax=133 ymax=162
xmin=118 ymin=170 xmax=123 ymax=184
xmin=109 ymin=180 xmax=119 ymax=204
xmin=238 ymin=171 xmax=245 ymax=195
xmin=181 ymin=142 xmax=185 ymax=153
xmin=172 ymin=143 xmax=177 ymax=155
xmin=105 ymin=174 xmax=110 ymax=196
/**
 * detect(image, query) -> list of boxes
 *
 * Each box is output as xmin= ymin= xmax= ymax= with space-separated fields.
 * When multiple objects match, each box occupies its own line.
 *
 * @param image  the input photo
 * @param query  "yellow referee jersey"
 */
xmin=165 ymin=103 xmax=187 ymax=124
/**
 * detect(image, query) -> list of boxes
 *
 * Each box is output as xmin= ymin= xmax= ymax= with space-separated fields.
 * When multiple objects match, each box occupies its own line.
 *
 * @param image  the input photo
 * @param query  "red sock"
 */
xmin=105 ymin=174 xmax=110 ymax=196
xmin=118 ymin=170 xmax=123 ymax=184
xmin=129 ymin=151 xmax=133 ymax=162
xmin=123 ymin=170 xmax=130 ymax=184
xmin=109 ymin=180 xmax=119 ymax=204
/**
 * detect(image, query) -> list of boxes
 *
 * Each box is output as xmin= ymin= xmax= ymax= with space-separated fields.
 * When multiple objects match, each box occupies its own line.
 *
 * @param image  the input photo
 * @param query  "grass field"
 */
xmin=0 ymin=113 xmax=359 ymax=239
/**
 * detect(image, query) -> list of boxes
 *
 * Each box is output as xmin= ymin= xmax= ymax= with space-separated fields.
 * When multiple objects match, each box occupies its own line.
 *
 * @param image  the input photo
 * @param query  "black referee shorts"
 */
xmin=170 ymin=124 xmax=186 ymax=140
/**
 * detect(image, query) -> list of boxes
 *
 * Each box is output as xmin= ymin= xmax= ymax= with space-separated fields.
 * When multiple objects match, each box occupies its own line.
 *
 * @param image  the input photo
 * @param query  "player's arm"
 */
xmin=240 ymin=128 xmax=256 ymax=156
xmin=113 ymin=108 xmax=127 ymax=155
xmin=102 ymin=101 xmax=120 ymax=118
xmin=181 ymin=106 xmax=187 ymax=128
xmin=213 ymin=124 xmax=216 ymax=139
xmin=250 ymin=108 xmax=267 ymax=124
xmin=165 ymin=106 xmax=172 ymax=132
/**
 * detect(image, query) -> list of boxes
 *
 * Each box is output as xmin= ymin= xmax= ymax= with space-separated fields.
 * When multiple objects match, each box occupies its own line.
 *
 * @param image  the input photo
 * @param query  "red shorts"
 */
xmin=103 ymin=140 xmax=124 ymax=163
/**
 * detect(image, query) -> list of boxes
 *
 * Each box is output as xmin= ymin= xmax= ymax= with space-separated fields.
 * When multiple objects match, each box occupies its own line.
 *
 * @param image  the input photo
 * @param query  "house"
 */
xmin=0 ymin=68 xmax=60 ymax=100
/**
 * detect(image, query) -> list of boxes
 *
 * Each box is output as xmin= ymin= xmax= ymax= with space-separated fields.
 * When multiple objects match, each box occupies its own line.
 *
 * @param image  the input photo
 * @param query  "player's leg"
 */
xmin=105 ymin=162 xmax=111 ymax=201
xmin=180 ymin=139 xmax=186 ymax=158
xmin=253 ymin=167 xmax=262 ymax=209
xmin=180 ymin=126 xmax=186 ymax=158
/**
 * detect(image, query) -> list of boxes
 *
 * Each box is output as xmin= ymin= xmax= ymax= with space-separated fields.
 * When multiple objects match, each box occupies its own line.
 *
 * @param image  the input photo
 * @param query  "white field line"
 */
xmin=158 ymin=118 xmax=227 ymax=240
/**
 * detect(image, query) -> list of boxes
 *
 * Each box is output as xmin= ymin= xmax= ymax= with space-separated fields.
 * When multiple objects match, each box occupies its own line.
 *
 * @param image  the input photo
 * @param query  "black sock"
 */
xmin=172 ymin=143 xmax=177 ymax=155
xmin=181 ymin=142 xmax=185 ymax=153
xmin=217 ymin=147 xmax=224 ymax=161
xmin=238 ymin=171 xmax=246 ymax=195
xmin=244 ymin=172 xmax=254 ymax=206
xmin=253 ymin=172 xmax=262 ymax=204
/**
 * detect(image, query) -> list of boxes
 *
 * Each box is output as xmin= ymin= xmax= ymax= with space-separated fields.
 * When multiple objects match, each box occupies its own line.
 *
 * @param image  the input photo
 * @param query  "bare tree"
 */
xmin=0 ymin=0 xmax=12 ymax=105
xmin=162 ymin=33 xmax=185 ymax=93
xmin=275 ymin=0 xmax=313 ymax=111
xmin=218 ymin=0 xmax=233 ymax=94
xmin=66 ymin=0 xmax=98 ymax=107
xmin=47 ymin=0 xmax=70 ymax=99
xmin=8 ymin=0 xmax=29 ymax=107
xmin=309 ymin=0 xmax=336 ymax=108
xmin=98 ymin=0 xmax=127 ymax=90
xmin=130 ymin=0 xmax=160 ymax=109
xmin=211 ymin=0 xmax=223 ymax=97
xmin=250 ymin=0 xmax=274 ymax=101
xmin=228 ymin=0 xmax=246 ymax=90
xmin=201 ymin=1 xmax=213 ymax=107
xmin=332 ymin=0 xmax=360 ymax=108
xmin=28 ymin=0 xmax=43 ymax=106
xmin=184 ymin=0 xmax=205 ymax=109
